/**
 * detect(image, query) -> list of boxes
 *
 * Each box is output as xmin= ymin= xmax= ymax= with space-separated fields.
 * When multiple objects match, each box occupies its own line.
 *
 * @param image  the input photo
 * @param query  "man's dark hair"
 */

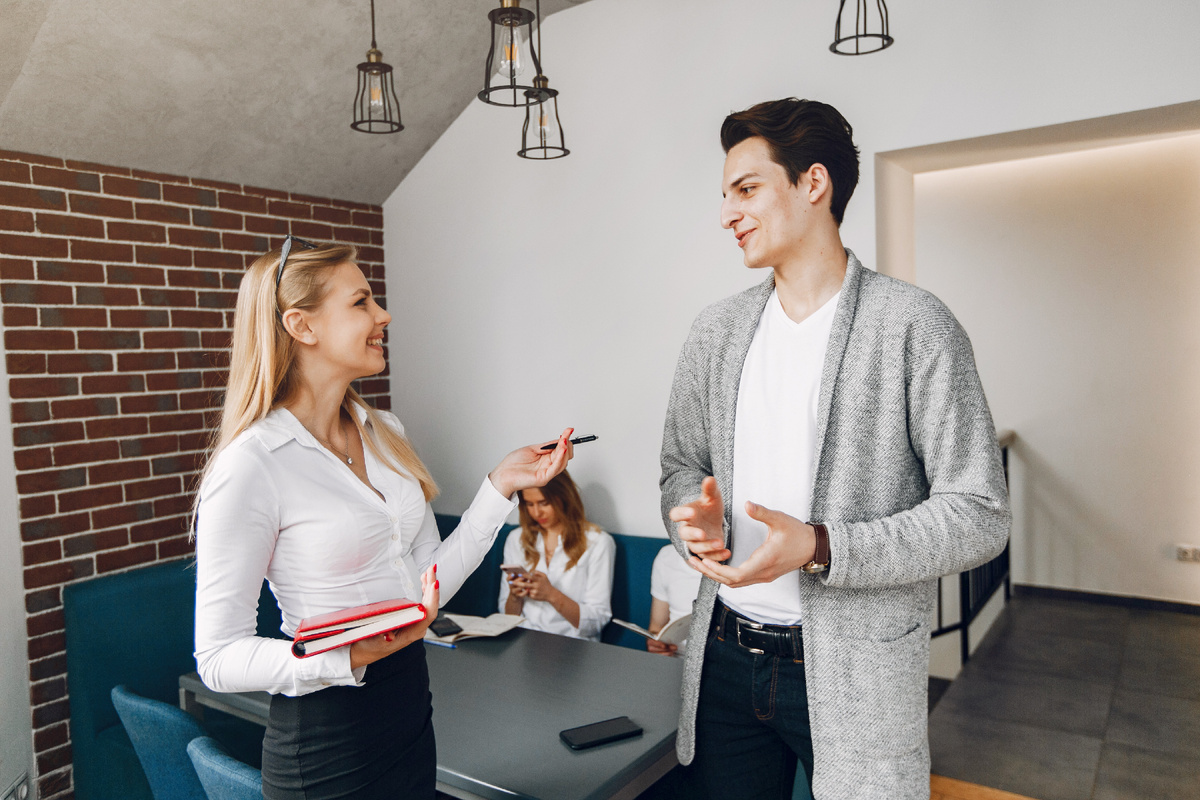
xmin=721 ymin=98 xmax=860 ymax=225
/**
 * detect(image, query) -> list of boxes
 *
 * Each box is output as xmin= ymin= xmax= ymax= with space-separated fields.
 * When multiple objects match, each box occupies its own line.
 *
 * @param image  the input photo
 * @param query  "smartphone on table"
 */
xmin=559 ymin=716 xmax=643 ymax=750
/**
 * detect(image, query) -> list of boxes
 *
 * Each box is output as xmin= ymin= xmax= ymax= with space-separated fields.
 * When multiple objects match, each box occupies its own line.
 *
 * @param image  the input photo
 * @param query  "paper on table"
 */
xmin=424 ymin=613 xmax=524 ymax=644
xmin=611 ymin=613 xmax=692 ymax=646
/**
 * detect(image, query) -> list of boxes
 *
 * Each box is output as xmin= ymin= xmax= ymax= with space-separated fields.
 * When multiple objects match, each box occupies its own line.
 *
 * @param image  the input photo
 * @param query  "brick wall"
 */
xmin=0 ymin=149 xmax=389 ymax=799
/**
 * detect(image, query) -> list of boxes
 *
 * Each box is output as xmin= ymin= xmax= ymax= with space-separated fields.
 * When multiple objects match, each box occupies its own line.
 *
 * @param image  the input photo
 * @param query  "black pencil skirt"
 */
xmin=261 ymin=641 xmax=436 ymax=800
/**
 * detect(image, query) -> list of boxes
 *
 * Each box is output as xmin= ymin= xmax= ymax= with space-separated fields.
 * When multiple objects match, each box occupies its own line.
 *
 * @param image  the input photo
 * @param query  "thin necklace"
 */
xmin=307 ymin=425 xmax=353 ymax=465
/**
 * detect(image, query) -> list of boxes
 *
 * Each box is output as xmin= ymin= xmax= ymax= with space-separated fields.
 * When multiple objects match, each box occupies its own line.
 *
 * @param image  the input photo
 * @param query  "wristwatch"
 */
xmin=801 ymin=522 xmax=830 ymax=574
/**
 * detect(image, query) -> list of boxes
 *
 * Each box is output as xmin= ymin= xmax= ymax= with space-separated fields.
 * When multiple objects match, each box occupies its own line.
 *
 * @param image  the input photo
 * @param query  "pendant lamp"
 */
xmin=830 ymin=0 xmax=894 ymax=55
xmin=352 ymin=0 xmax=403 ymax=133
xmin=479 ymin=0 xmax=555 ymax=107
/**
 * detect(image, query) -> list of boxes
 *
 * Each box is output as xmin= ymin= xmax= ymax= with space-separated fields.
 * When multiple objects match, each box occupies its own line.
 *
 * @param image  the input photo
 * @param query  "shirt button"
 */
xmin=391 ymin=534 xmax=399 ymax=541
xmin=390 ymin=516 xmax=398 ymax=525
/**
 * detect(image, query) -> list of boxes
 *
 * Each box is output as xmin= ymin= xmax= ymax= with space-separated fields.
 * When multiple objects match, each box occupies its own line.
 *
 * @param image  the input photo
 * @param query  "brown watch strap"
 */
xmin=809 ymin=522 xmax=830 ymax=569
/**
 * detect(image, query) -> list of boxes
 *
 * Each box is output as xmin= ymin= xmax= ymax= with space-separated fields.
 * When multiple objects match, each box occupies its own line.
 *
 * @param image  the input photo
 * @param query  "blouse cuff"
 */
xmin=468 ymin=477 xmax=519 ymax=530
xmin=295 ymin=643 xmax=364 ymax=692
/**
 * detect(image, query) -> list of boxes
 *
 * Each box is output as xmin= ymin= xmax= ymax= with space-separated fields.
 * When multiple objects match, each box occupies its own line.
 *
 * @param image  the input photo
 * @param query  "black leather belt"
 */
xmin=713 ymin=598 xmax=803 ymax=660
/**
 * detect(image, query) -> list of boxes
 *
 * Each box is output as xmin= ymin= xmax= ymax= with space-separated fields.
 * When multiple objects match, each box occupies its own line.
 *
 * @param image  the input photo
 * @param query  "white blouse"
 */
xmin=194 ymin=407 xmax=516 ymax=697
xmin=497 ymin=526 xmax=615 ymax=641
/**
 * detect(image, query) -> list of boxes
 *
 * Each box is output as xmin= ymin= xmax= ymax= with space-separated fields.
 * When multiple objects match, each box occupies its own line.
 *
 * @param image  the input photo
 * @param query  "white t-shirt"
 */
xmin=498 ymin=526 xmax=616 ymax=641
xmin=650 ymin=544 xmax=703 ymax=624
xmin=719 ymin=288 xmax=840 ymax=625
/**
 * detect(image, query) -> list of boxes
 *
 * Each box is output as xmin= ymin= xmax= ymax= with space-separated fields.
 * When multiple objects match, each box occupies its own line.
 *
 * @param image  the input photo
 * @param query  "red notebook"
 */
xmin=291 ymin=599 xmax=427 ymax=658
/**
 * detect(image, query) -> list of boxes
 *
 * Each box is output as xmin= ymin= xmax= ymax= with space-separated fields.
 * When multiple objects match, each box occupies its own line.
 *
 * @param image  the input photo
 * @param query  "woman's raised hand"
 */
xmin=349 ymin=564 xmax=440 ymax=670
xmin=488 ymin=428 xmax=575 ymax=498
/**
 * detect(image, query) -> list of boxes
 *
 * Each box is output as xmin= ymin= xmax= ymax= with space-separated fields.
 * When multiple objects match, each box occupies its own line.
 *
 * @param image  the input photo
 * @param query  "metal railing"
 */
xmin=931 ymin=430 xmax=1014 ymax=664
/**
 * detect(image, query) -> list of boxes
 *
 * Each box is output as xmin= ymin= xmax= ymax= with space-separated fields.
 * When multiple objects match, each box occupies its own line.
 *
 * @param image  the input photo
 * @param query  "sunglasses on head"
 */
xmin=274 ymin=234 xmax=319 ymax=320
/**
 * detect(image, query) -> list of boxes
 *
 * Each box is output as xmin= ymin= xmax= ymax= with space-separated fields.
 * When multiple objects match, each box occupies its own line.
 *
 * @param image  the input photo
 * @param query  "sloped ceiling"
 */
xmin=0 ymin=0 xmax=591 ymax=204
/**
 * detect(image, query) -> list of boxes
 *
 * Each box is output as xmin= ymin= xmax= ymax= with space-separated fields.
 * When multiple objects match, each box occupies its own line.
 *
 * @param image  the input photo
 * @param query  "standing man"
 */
xmin=660 ymin=98 xmax=1010 ymax=799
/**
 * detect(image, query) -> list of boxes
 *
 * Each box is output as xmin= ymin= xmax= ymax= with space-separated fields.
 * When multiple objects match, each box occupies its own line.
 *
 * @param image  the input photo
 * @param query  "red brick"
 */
xmin=108 ymin=221 xmax=167 ymax=243
xmin=197 ymin=290 xmax=236 ymax=309
xmin=20 ymin=512 xmax=90 ymax=543
xmin=146 ymin=371 xmax=201 ymax=392
xmin=245 ymin=214 xmax=288 ymax=235
xmin=3 ymin=306 xmax=37 ymax=326
xmin=72 ymin=238 xmax=133 ymax=262
xmin=290 ymin=220 xmax=334 ymax=240
xmin=160 ymin=535 xmax=196 ymax=559
xmin=81 ymin=373 xmax=144 ymax=394
xmin=167 ymin=266 xmax=223 ymax=288
xmin=118 ymin=434 xmax=177 ymax=458
xmin=358 ymin=245 xmax=383 ymax=263
xmin=135 ymin=245 xmax=191 ymax=266
xmin=91 ymin=502 xmax=153 ymax=529
xmin=117 ymin=351 xmax=175 ymax=371
xmin=0 ymin=257 xmax=35 ymax=279
xmin=0 ymin=233 xmax=68 ymax=258
xmin=167 ymin=227 xmax=221 ymax=249
xmin=12 ymin=422 xmax=85 ymax=449
xmin=24 ymin=556 xmax=92 ymax=591
xmin=10 ymin=401 xmax=50 ymax=423
xmin=333 ymin=226 xmax=371 ymax=244
xmin=144 ymin=330 xmax=199 ymax=349
xmin=65 ymin=528 xmax=133 ymax=557
xmin=27 ymin=609 xmax=65 ymax=639
xmin=14 ymin=447 xmax=53 ymax=471
xmin=124 ymin=476 xmax=182 ymax=501
xmin=180 ymin=390 xmax=217 ymax=413
xmin=108 ymin=308 xmax=168 ymax=328
xmin=222 ymin=232 xmax=269 ymax=252
xmin=148 ymin=412 xmax=204 ymax=433
xmin=34 ymin=213 xmax=105 ymax=238
xmin=171 ymin=308 xmax=223 ymax=328
xmin=9 ymin=376 xmax=78 ymax=398
xmin=53 ymin=440 xmax=119 ymax=467
xmin=50 ymin=396 xmax=118 ymax=419
xmin=41 ymin=307 xmax=108 ymax=328
xmin=217 ymin=192 xmax=266 ymax=213
xmin=135 ymin=201 xmax=190 ymax=224
xmin=107 ymin=264 xmax=164 ymax=285
xmin=330 ymin=197 xmax=373 ymax=211
xmin=201 ymin=369 xmax=229 ymax=389
xmin=35 ymin=744 xmax=73 ymax=779
xmin=369 ymin=228 xmax=382 ymax=245
xmin=176 ymin=350 xmax=219 ymax=370
xmin=76 ymin=284 xmax=138 ymax=304
xmin=34 ymin=721 xmax=68 ymax=752
xmin=223 ymin=269 xmax=243 ymax=288
xmin=0 ymin=184 xmax=67 ymax=211
xmin=32 ymin=165 xmax=101 ymax=192
xmin=192 ymin=208 xmax=243 ymax=230
xmin=58 ymin=484 xmax=123 ymax=512
xmin=1 ymin=282 xmax=72 ymax=304
xmin=20 ymin=498 xmax=57 ymax=524
xmin=68 ymin=193 xmax=133 ymax=218
xmin=132 ymin=516 xmax=190 ymax=543
xmin=28 ymin=631 xmax=66 ymax=660
xmin=0 ymin=208 xmax=35 ymax=232
xmin=244 ymin=184 xmax=289 ymax=200
xmin=352 ymin=210 xmax=384 ymax=229
xmin=7 ymin=353 xmax=46 ymax=374
xmin=0 ymin=159 xmax=32 ymax=182
xmin=45 ymin=353 xmax=111 ymax=374
xmin=193 ymin=177 xmax=242 ymax=192
xmin=37 ymin=259 xmax=104 ymax=282
xmin=102 ymin=175 xmax=161 ymax=200
xmin=178 ymin=431 xmax=210 ymax=451
xmin=35 ymin=764 xmax=70 ymax=796
xmin=131 ymin=167 xmax=188 ymax=183
xmin=64 ymin=158 xmax=129 ymax=175
xmin=97 ymin=543 xmax=158 ymax=573
xmin=151 ymin=451 xmax=203 ymax=476
xmin=154 ymin=494 xmax=193 ymax=517
xmin=86 ymin=416 xmax=149 ymax=441
xmin=312 ymin=205 xmax=352 ymax=225
xmin=190 ymin=251 xmax=242 ymax=271
xmin=78 ymin=330 xmax=141 ymax=350
xmin=162 ymin=184 xmax=217 ymax=207
xmin=0 ymin=149 xmax=62 ymax=166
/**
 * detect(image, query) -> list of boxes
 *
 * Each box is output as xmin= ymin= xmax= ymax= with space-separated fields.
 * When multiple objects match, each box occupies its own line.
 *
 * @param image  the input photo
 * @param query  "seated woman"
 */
xmin=498 ymin=471 xmax=615 ymax=641
xmin=646 ymin=544 xmax=703 ymax=656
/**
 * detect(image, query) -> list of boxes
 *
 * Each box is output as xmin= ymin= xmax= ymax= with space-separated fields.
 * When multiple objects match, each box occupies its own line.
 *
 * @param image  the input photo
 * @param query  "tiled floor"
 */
xmin=928 ymin=590 xmax=1200 ymax=800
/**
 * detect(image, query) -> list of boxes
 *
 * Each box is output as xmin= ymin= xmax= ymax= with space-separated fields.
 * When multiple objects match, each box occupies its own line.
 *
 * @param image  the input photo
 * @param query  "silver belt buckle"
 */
xmin=736 ymin=618 xmax=766 ymax=655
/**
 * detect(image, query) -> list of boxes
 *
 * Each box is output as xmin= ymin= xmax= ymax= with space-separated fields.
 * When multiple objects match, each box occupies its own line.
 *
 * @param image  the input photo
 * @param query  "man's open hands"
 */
xmin=671 ymin=477 xmax=818 ymax=588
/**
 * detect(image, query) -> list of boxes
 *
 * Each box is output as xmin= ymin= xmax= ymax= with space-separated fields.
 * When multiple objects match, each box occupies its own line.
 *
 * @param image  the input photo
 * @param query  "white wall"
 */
xmin=915 ymin=134 xmax=1200 ymax=605
xmin=383 ymin=0 xmax=1200 ymax=542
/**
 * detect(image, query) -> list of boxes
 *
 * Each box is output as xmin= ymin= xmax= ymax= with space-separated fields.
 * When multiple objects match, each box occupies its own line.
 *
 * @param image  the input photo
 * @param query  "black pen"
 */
xmin=541 ymin=434 xmax=598 ymax=450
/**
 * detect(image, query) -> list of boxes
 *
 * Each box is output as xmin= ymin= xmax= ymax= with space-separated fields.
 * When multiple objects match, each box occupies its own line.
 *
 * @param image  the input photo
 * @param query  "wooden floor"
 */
xmin=931 ymin=774 xmax=1039 ymax=800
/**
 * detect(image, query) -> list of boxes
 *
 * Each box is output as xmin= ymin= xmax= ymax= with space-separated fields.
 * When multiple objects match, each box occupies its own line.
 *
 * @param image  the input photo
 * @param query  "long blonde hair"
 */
xmin=516 ymin=471 xmax=593 ymax=571
xmin=197 ymin=242 xmax=438 ymax=504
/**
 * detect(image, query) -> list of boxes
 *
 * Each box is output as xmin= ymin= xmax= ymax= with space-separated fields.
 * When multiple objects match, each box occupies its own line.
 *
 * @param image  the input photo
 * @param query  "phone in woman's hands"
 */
xmin=500 ymin=564 xmax=527 ymax=581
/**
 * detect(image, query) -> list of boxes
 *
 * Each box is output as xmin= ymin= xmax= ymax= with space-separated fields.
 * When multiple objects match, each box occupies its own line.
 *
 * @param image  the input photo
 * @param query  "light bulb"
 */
xmin=536 ymin=104 xmax=551 ymax=144
xmin=368 ymin=73 xmax=385 ymax=118
xmin=495 ymin=23 xmax=530 ymax=80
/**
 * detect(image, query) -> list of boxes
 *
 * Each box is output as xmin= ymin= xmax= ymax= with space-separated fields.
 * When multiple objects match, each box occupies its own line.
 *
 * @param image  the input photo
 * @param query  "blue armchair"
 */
xmin=187 ymin=737 xmax=264 ymax=800
xmin=109 ymin=685 xmax=207 ymax=800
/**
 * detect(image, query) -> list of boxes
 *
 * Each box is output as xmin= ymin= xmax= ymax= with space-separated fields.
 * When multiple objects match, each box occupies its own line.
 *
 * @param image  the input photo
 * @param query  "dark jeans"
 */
xmin=692 ymin=609 xmax=814 ymax=800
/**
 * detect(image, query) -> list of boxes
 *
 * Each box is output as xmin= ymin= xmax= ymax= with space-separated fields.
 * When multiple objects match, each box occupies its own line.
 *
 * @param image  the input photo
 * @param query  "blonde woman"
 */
xmin=193 ymin=236 xmax=573 ymax=800
xmin=498 ymin=470 xmax=615 ymax=640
